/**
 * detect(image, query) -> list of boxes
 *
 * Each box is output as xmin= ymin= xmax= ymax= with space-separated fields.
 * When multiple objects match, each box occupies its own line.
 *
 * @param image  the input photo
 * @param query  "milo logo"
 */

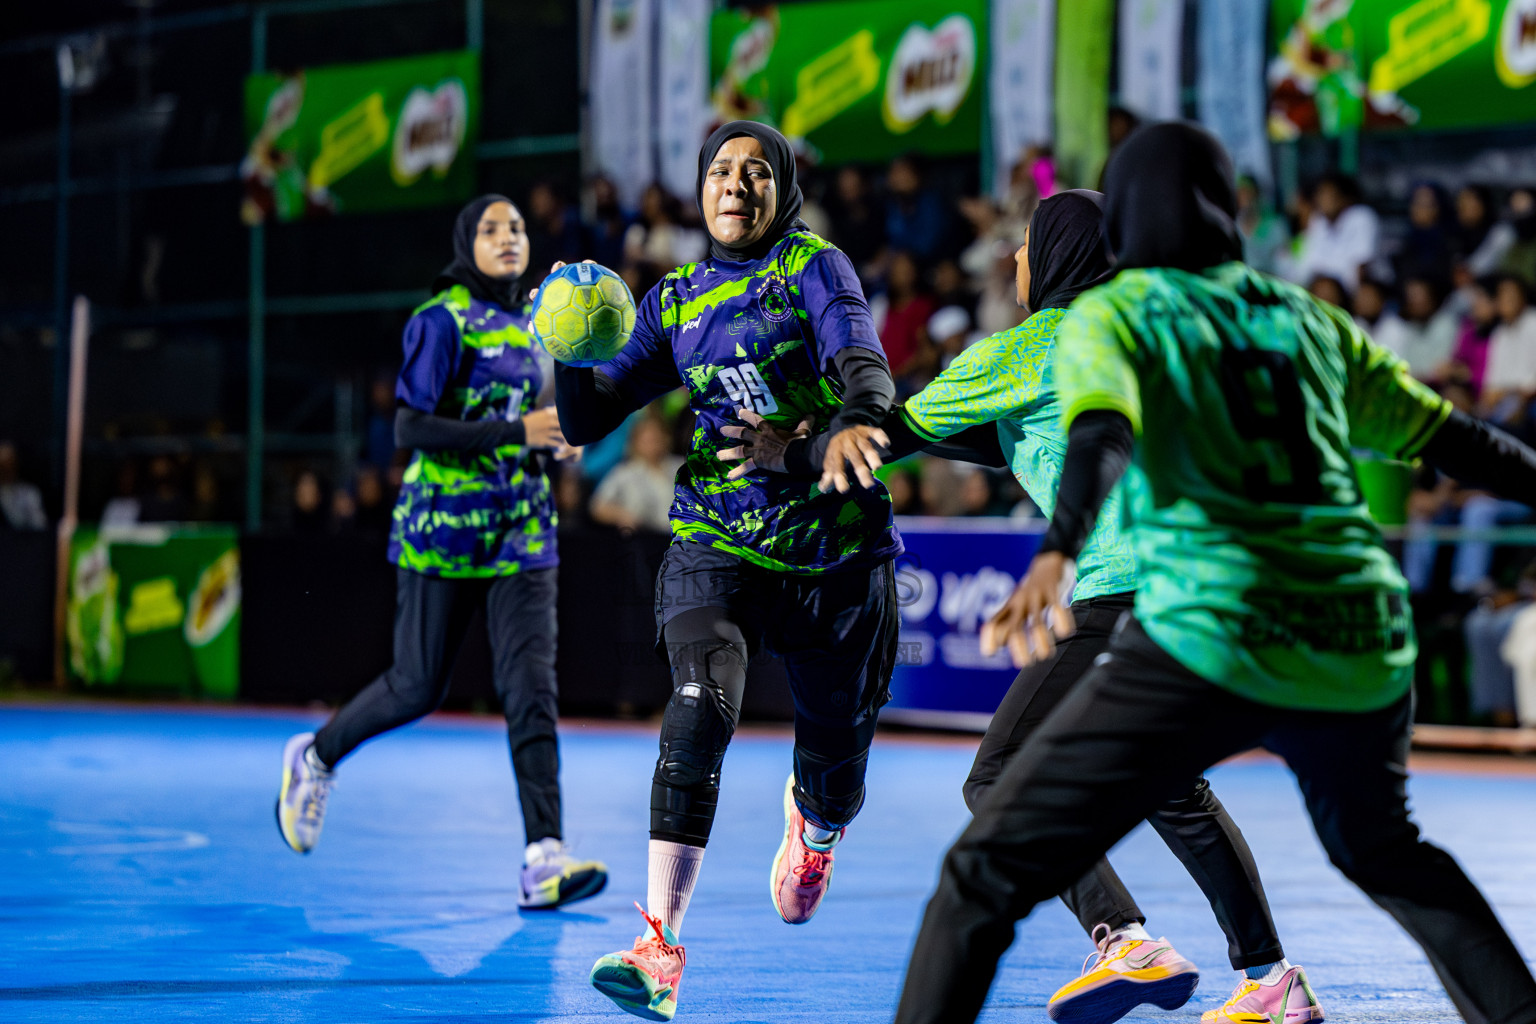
xmin=390 ymin=79 xmax=468 ymax=186
xmin=1498 ymin=0 xmax=1536 ymax=87
xmin=882 ymin=14 xmax=977 ymax=134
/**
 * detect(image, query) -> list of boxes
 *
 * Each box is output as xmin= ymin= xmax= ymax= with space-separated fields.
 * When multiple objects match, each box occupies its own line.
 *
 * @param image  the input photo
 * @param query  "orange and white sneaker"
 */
xmin=590 ymin=902 xmax=686 ymax=1021
xmin=1201 ymin=965 xmax=1324 ymax=1024
xmin=770 ymin=774 xmax=837 ymax=925
xmin=1047 ymin=924 xmax=1200 ymax=1023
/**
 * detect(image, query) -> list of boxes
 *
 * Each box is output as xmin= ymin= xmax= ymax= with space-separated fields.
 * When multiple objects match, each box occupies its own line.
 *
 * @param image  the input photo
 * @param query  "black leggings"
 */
xmin=964 ymin=593 xmax=1281 ymax=969
xmin=897 ymin=617 xmax=1536 ymax=1024
xmin=313 ymin=566 xmax=562 ymax=845
xmin=649 ymin=544 xmax=899 ymax=847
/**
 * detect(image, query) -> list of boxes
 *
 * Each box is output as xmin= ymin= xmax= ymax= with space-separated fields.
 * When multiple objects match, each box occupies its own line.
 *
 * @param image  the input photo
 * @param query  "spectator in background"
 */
xmin=884 ymin=466 xmax=919 ymax=516
xmin=1454 ymin=185 xmax=1500 ymax=278
xmin=334 ymin=464 xmax=392 ymax=538
xmin=872 ymin=250 xmax=938 ymax=389
xmin=1372 ymin=276 xmax=1458 ymax=381
xmin=1353 ymin=275 xmax=1389 ymax=333
xmin=1395 ymin=182 xmax=1456 ymax=289
xmin=931 ymin=258 xmax=975 ymax=320
xmin=624 ymin=184 xmax=706 ymax=291
xmin=589 ymin=414 xmax=680 ymax=533
xmin=1291 ymin=173 xmax=1379 ymax=290
xmin=885 ymin=154 xmax=949 ymax=262
xmin=364 ymin=375 xmax=396 ymax=473
xmin=1095 ymin=106 xmax=1141 ymax=191
xmin=927 ymin=305 xmax=972 ymax=371
xmin=290 ymin=469 xmax=329 ymax=535
xmin=1308 ymin=274 xmax=1350 ymax=310
xmin=101 ymin=460 xmax=141 ymax=528
xmin=0 ymin=441 xmax=46 ymax=530
xmin=1500 ymin=188 xmax=1536 ymax=285
xmin=526 ymin=181 xmax=586 ymax=271
xmin=827 ymin=165 xmax=886 ymax=279
xmin=585 ymin=176 xmax=633 ymax=271
xmin=138 ymin=455 xmax=188 ymax=523
xmin=1236 ymin=174 xmax=1290 ymax=276
xmin=1481 ymin=275 xmax=1536 ymax=423
xmin=1462 ymin=560 xmax=1536 ymax=726
xmin=1441 ymin=275 xmax=1500 ymax=396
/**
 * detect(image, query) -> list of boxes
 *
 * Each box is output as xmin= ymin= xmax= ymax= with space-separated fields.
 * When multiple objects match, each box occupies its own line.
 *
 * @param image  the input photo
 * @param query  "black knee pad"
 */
xmin=654 ymin=637 xmax=747 ymax=790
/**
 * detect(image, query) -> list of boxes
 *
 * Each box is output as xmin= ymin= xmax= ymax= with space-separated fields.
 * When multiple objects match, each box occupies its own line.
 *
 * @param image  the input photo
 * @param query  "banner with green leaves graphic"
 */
xmin=1269 ymin=0 xmax=1536 ymax=138
xmin=242 ymin=50 xmax=480 ymax=222
xmin=709 ymin=0 xmax=987 ymax=164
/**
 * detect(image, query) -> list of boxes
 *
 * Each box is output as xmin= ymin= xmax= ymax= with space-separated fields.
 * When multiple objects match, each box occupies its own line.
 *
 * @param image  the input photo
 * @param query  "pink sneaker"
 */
xmin=1201 ymin=965 xmax=1324 ymax=1024
xmin=770 ymin=774 xmax=837 ymax=924
xmin=1048 ymin=924 xmax=1200 ymax=1023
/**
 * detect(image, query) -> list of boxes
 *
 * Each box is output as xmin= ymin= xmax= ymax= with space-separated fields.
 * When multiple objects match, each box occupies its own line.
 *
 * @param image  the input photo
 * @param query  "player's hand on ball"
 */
xmin=981 ymin=551 xmax=1077 ymax=668
xmin=529 ymin=260 xmax=595 ymax=303
xmin=553 ymin=443 xmax=583 ymax=462
xmin=523 ymin=406 xmax=567 ymax=449
xmin=819 ymin=424 xmax=889 ymax=493
xmin=719 ymin=409 xmax=814 ymax=479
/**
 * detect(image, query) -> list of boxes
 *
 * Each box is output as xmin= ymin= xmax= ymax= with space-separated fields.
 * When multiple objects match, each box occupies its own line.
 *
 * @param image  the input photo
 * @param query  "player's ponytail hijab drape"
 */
xmin=432 ymin=193 xmax=526 ymax=308
xmin=1103 ymin=122 xmax=1243 ymax=273
xmin=1027 ymin=190 xmax=1115 ymax=312
xmin=695 ymin=120 xmax=809 ymax=262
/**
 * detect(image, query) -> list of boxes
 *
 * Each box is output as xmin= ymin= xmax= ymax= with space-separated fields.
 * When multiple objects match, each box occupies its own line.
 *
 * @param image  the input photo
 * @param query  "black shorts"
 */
xmin=654 ymin=540 xmax=899 ymax=725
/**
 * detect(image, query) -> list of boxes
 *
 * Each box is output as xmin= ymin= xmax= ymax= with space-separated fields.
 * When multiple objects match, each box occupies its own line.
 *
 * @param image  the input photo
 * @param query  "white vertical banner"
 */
xmin=589 ymin=0 xmax=655 ymax=209
xmin=990 ymin=0 xmax=1056 ymax=199
xmin=1197 ymin=0 xmax=1271 ymax=190
xmin=656 ymin=0 xmax=713 ymax=202
xmin=1117 ymin=0 xmax=1183 ymax=121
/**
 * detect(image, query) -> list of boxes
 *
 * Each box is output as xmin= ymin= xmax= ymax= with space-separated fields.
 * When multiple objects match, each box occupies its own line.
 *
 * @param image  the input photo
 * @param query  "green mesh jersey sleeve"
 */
xmin=900 ymin=327 xmax=1039 ymax=441
xmin=1325 ymin=303 xmax=1452 ymax=459
xmin=1054 ymin=294 xmax=1144 ymax=434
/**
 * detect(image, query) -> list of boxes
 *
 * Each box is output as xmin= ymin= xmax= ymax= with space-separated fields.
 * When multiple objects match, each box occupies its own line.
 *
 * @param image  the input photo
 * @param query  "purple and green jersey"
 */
xmin=600 ymin=230 xmax=902 ymax=573
xmin=388 ymin=284 xmax=557 ymax=578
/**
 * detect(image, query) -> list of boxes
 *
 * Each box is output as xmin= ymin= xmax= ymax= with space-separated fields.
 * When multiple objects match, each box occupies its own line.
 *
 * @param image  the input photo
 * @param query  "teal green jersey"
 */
xmin=901 ymin=308 xmax=1136 ymax=601
xmin=1056 ymin=262 xmax=1452 ymax=712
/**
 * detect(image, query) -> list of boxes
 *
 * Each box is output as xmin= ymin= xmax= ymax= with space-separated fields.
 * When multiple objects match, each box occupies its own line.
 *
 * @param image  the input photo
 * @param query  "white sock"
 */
xmin=524 ymin=836 xmax=562 ymax=866
xmin=304 ymin=745 xmax=332 ymax=774
xmin=647 ymin=840 xmax=704 ymax=937
xmin=1110 ymin=921 xmax=1152 ymax=944
xmin=1244 ymin=958 xmax=1293 ymax=985
xmin=802 ymin=823 xmax=840 ymax=849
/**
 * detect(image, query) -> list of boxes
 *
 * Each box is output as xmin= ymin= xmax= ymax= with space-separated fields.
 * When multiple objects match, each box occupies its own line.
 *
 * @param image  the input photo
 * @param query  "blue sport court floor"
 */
xmin=3 ymin=704 xmax=1535 ymax=1022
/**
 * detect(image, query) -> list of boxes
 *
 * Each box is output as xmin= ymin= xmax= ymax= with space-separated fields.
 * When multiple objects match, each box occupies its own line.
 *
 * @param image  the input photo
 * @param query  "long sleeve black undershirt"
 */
xmin=394 ymin=405 xmax=527 ymax=453
xmin=1418 ymin=409 xmax=1536 ymax=505
xmin=1039 ymin=410 xmax=1135 ymax=560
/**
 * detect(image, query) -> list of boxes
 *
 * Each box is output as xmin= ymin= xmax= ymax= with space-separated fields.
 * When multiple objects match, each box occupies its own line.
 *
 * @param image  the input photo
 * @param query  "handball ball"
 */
xmin=532 ymin=261 xmax=636 ymax=367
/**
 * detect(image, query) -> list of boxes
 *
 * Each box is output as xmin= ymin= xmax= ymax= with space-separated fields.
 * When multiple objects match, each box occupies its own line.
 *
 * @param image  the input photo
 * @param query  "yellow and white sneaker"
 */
xmin=275 ymin=732 xmax=334 ymax=854
xmin=1047 ymin=924 xmax=1200 ymax=1023
xmin=519 ymin=837 xmax=608 ymax=909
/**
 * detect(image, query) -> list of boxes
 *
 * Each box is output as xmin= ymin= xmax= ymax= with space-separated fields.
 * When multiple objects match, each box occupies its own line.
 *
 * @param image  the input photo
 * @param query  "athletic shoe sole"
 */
xmin=519 ymin=865 xmax=608 ymax=910
xmin=591 ymin=958 xmax=676 ymax=1021
xmin=1048 ymin=970 xmax=1201 ymax=1024
xmin=274 ymin=733 xmax=314 ymax=854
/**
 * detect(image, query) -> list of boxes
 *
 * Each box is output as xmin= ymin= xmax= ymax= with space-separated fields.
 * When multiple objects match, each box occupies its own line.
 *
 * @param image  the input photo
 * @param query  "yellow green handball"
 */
xmin=532 ymin=261 xmax=637 ymax=367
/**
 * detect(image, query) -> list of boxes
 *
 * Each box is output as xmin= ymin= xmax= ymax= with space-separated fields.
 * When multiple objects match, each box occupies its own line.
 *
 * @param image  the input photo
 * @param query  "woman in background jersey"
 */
xmin=275 ymin=194 xmax=607 ymax=911
xmin=554 ymin=122 xmax=901 ymax=1021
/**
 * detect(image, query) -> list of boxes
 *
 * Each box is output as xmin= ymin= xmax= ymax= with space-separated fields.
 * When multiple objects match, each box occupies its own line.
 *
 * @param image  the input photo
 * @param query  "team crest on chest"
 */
xmin=759 ymin=276 xmax=793 ymax=323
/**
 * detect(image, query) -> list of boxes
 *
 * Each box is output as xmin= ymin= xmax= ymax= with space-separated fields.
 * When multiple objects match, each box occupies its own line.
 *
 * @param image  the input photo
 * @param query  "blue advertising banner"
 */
xmin=886 ymin=517 xmax=1044 ymax=729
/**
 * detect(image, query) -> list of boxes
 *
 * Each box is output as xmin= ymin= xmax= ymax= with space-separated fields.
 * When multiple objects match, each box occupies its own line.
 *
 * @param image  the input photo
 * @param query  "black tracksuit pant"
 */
xmin=313 ymin=566 xmax=562 ymax=845
xmin=964 ymin=593 xmax=1282 ymax=969
xmin=897 ymin=616 xmax=1536 ymax=1024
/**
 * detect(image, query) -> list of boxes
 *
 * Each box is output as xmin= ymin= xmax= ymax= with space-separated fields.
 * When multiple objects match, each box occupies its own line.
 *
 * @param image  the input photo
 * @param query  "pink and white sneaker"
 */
xmin=770 ymin=774 xmax=837 ymax=924
xmin=1200 ymin=965 xmax=1324 ymax=1024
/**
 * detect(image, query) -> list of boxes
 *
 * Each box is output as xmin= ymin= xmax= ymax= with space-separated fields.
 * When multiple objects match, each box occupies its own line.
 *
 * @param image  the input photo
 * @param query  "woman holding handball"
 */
xmin=275 ymin=194 xmax=608 ymax=911
xmin=551 ymin=122 xmax=902 ymax=1020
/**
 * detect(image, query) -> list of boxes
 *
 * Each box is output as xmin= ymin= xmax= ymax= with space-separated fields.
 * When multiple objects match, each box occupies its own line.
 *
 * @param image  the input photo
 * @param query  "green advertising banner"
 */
xmin=1269 ymin=0 xmax=1536 ymax=138
xmin=242 ymin=50 xmax=480 ymax=222
xmin=709 ymin=0 xmax=987 ymax=164
xmin=67 ymin=526 xmax=241 ymax=698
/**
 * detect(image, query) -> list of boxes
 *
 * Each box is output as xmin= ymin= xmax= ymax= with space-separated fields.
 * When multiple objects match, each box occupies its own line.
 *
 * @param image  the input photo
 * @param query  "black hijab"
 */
xmin=696 ymin=120 xmax=807 ymax=263
xmin=1104 ymin=122 xmax=1243 ymax=272
xmin=432 ymin=193 xmax=525 ymax=308
xmin=1028 ymin=189 xmax=1115 ymax=312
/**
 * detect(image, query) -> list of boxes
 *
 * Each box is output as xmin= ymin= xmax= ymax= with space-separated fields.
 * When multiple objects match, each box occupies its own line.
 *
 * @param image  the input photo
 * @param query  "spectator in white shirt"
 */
xmin=1479 ymin=276 xmax=1536 ymax=422
xmin=0 ymin=441 xmax=47 ymax=530
xmin=589 ymin=414 xmax=682 ymax=533
xmin=1372 ymin=276 xmax=1459 ymax=381
xmin=1290 ymin=173 xmax=1379 ymax=291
